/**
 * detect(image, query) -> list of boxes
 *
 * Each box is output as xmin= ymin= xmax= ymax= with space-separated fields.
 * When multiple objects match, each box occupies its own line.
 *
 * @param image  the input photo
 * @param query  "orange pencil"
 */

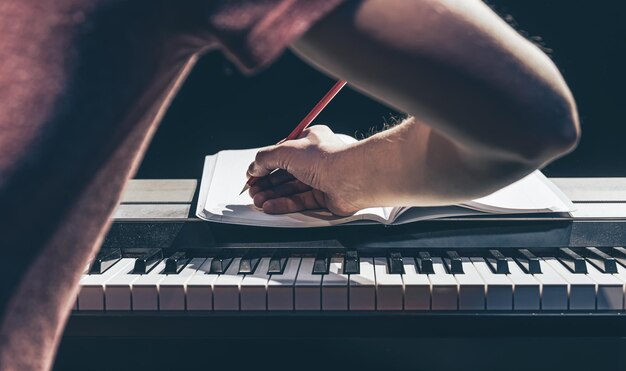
xmin=239 ymin=80 xmax=347 ymax=195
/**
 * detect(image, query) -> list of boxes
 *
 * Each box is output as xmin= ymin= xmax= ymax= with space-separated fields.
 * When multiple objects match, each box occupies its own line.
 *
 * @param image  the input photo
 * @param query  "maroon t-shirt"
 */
xmin=0 ymin=0 xmax=346 ymax=256
xmin=0 ymin=1 xmax=344 ymax=368
xmin=209 ymin=0 xmax=344 ymax=72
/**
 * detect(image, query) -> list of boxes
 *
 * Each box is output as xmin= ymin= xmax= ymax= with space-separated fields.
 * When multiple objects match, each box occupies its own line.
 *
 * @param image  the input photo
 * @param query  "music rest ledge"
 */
xmin=106 ymin=178 xmax=626 ymax=249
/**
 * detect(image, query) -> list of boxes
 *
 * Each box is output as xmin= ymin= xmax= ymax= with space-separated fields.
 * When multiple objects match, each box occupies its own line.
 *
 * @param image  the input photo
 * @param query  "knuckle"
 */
xmin=255 ymin=147 xmax=271 ymax=162
xmin=311 ymin=124 xmax=332 ymax=135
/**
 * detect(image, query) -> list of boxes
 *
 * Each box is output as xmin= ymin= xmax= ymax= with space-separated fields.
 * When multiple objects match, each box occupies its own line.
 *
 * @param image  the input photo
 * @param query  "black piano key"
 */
xmin=89 ymin=248 xmax=122 ymax=274
xmin=443 ymin=251 xmax=463 ymax=274
xmin=387 ymin=252 xmax=405 ymax=274
xmin=239 ymin=254 xmax=261 ymax=274
xmin=416 ymin=252 xmax=434 ymax=274
xmin=611 ymin=247 xmax=626 ymax=268
xmin=132 ymin=248 xmax=163 ymax=274
xmin=558 ymin=247 xmax=587 ymax=274
xmin=583 ymin=247 xmax=617 ymax=273
xmin=516 ymin=249 xmax=541 ymax=274
xmin=267 ymin=253 xmax=288 ymax=275
xmin=164 ymin=252 xmax=189 ymax=274
xmin=210 ymin=255 xmax=234 ymax=274
xmin=485 ymin=249 xmax=509 ymax=274
xmin=312 ymin=253 xmax=329 ymax=275
xmin=343 ymin=250 xmax=360 ymax=274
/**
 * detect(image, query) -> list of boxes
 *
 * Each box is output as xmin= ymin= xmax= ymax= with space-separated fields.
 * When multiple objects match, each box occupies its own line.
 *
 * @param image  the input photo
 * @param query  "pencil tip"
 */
xmin=238 ymin=185 xmax=249 ymax=196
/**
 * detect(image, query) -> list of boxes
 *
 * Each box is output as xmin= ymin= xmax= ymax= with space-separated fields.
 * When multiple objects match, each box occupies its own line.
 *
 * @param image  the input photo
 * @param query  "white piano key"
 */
xmin=267 ymin=257 xmax=300 ymax=311
xmin=454 ymin=258 xmax=485 ymax=311
xmin=374 ymin=257 xmax=403 ymax=310
xmin=544 ymin=257 xmax=596 ymax=310
xmin=506 ymin=258 xmax=540 ymax=310
xmin=159 ymin=258 xmax=205 ymax=310
xmin=213 ymin=258 xmax=244 ymax=311
xmin=471 ymin=258 xmax=513 ymax=310
xmin=186 ymin=258 xmax=219 ymax=310
xmin=428 ymin=258 xmax=458 ymax=310
xmin=132 ymin=260 xmax=167 ymax=310
xmin=240 ymin=258 xmax=271 ymax=311
xmin=349 ymin=258 xmax=376 ymax=311
xmin=612 ymin=263 xmax=626 ymax=309
xmin=322 ymin=257 xmax=349 ymax=311
xmin=585 ymin=263 xmax=623 ymax=310
xmin=295 ymin=257 xmax=322 ymax=310
xmin=529 ymin=259 xmax=568 ymax=310
xmin=104 ymin=262 xmax=140 ymax=311
xmin=78 ymin=258 xmax=134 ymax=310
xmin=402 ymin=258 xmax=431 ymax=311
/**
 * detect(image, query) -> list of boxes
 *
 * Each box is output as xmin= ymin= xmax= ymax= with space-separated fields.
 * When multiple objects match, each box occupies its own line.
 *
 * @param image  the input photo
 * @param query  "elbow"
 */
xmin=549 ymin=101 xmax=581 ymax=159
xmin=508 ymin=89 xmax=581 ymax=168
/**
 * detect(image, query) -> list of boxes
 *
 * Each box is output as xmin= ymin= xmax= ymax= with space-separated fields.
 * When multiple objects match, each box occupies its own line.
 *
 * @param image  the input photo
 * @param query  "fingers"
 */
xmin=261 ymin=190 xmax=326 ymax=214
xmin=248 ymin=169 xmax=294 ymax=196
xmin=252 ymin=179 xmax=312 ymax=208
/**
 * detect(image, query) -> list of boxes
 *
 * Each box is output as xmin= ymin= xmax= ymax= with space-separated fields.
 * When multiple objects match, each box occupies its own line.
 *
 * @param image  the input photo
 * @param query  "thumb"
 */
xmin=247 ymin=142 xmax=301 ymax=178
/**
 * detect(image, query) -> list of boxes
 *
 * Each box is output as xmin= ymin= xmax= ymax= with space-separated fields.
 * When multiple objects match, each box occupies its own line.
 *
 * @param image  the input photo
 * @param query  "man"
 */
xmin=0 ymin=0 xmax=578 ymax=369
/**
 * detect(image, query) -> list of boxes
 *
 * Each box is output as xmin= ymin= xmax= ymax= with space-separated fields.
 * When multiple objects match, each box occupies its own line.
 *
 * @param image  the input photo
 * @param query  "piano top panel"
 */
xmin=114 ymin=178 xmax=626 ymax=221
xmin=105 ymin=178 xmax=626 ymax=249
xmin=119 ymin=179 xmax=197 ymax=204
xmin=112 ymin=202 xmax=626 ymax=221
xmin=119 ymin=178 xmax=626 ymax=204
xmin=551 ymin=177 xmax=626 ymax=202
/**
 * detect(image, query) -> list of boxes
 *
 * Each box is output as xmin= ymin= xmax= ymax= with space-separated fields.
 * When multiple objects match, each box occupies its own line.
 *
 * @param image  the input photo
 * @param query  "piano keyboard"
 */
xmin=75 ymin=247 xmax=626 ymax=312
xmin=58 ymin=179 xmax=626 ymax=370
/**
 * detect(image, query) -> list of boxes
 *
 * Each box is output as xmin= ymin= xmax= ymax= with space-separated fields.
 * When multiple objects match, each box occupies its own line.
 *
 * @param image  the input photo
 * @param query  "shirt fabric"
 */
xmin=0 ymin=1 xmax=344 ymax=368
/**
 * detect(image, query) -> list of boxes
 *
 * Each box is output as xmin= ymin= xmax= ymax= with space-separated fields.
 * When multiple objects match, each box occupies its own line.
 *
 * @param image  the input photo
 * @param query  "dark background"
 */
xmin=137 ymin=0 xmax=626 ymax=179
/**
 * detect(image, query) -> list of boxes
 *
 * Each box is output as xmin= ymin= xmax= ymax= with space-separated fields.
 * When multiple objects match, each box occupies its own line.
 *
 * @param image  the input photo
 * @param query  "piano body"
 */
xmin=55 ymin=178 xmax=626 ymax=371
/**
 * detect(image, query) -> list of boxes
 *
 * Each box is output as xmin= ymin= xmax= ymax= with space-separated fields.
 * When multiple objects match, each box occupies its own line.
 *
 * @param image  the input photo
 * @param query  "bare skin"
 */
xmin=248 ymin=0 xmax=579 ymax=215
xmin=0 ymin=0 xmax=578 ymax=370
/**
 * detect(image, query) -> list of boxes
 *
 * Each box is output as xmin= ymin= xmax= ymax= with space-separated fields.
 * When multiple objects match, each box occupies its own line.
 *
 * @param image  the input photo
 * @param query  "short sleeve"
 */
xmin=207 ymin=0 xmax=346 ymax=73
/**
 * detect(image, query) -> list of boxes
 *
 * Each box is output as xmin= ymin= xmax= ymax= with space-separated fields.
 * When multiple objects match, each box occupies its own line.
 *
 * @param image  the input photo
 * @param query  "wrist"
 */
xmin=333 ymin=118 xmax=426 ymax=208
xmin=329 ymin=136 xmax=400 ymax=209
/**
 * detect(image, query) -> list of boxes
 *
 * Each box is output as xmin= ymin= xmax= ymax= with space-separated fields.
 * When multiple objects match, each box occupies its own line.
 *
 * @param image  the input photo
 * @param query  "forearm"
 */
xmin=333 ymin=117 xmax=533 ymax=208
xmin=293 ymin=0 xmax=580 ymax=168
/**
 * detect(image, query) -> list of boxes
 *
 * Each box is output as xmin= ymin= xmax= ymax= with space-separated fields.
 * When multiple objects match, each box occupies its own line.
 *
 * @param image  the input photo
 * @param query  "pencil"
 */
xmin=239 ymin=79 xmax=347 ymax=195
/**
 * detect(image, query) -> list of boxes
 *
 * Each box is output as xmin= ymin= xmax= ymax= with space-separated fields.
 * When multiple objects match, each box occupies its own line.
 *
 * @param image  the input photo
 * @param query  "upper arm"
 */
xmin=292 ymin=0 xmax=579 ymax=165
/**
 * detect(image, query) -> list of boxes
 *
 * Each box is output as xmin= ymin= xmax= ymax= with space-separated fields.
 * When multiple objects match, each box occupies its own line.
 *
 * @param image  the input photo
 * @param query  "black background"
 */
xmin=137 ymin=0 xmax=626 ymax=179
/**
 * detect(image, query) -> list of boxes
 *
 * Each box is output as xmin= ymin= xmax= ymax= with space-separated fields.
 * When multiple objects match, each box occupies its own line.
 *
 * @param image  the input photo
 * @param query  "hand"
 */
xmin=247 ymin=125 xmax=363 ymax=216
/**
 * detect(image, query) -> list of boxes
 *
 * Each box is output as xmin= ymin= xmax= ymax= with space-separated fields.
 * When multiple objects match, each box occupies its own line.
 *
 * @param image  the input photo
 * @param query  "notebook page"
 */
xmin=462 ymin=170 xmax=574 ymax=213
xmin=384 ymin=171 xmax=573 ymax=224
xmin=201 ymin=149 xmax=389 ymax=227
xmin=195 ymin=154 xmax=218 ymax=221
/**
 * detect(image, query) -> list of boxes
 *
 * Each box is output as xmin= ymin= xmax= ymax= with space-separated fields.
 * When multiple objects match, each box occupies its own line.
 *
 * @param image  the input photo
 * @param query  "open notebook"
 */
xmin=197 ymin=140 xmax=574 ymax=228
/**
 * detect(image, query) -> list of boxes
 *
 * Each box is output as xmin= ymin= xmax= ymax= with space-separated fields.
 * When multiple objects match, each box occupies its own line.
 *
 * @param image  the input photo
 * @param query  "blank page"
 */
xmin=462 ymin=171 xmax=574 ymax=213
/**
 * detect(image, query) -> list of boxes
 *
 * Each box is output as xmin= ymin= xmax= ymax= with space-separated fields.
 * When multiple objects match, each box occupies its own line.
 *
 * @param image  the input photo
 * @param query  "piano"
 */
xmin=55 ymin=178 xmax=626 ymax=371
